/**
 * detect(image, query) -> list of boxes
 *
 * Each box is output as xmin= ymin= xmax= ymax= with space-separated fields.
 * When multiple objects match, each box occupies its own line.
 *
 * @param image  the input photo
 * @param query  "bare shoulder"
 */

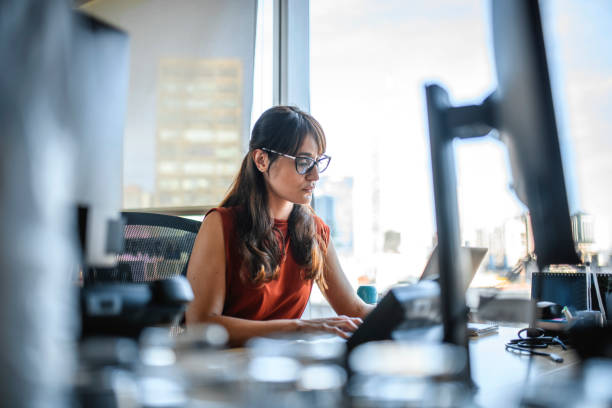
xmin=186 ymin=210 xmax=228 ymax=322
xmin=201 ymin=210 xmax=223 ymax=235
xmin=189 ymin=210 xmax=225 ymax=274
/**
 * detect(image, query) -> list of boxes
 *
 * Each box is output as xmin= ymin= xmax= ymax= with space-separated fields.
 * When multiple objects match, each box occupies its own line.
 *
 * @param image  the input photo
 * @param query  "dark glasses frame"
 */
xmin=261 ymin=147 xmax=331 ymax=175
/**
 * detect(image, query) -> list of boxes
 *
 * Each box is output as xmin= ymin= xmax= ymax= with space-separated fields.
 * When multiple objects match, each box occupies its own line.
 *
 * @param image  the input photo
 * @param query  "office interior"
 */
xmin=1 ymin=0 xmax=611 ymax=407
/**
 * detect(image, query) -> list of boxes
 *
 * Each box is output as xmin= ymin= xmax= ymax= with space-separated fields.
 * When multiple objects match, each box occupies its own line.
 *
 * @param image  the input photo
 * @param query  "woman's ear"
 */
xmin=252 ymin=149 xmax=269 ymax=173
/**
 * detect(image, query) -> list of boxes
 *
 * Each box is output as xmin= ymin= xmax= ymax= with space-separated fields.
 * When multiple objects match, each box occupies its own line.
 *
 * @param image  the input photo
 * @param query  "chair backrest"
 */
xmin=85 ymin=212 xmax=202 ymax=283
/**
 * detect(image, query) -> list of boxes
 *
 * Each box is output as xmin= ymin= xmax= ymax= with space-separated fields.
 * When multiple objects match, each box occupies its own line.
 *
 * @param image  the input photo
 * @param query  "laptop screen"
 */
xmin=420 ymin=246 xmax=488 ymax=293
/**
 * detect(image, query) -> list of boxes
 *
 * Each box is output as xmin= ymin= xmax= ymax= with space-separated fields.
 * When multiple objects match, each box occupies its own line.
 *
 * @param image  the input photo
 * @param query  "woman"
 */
xmin=185 ymin=106 xmax=374 ymax=346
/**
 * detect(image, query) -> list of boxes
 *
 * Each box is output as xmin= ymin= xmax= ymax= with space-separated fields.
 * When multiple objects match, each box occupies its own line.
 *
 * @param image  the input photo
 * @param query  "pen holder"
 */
xmin=357 ymin=285 xmax=377 ymax=304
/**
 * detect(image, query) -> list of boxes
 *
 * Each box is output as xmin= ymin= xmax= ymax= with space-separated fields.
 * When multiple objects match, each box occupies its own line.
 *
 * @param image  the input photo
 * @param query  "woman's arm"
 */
xmin=202 ymin=315 xmax=361 ymax=347
xmin=185 ymin=211 xmax=361 ymax=346
xmin=318 ymin=239 xmax=375 ymax=319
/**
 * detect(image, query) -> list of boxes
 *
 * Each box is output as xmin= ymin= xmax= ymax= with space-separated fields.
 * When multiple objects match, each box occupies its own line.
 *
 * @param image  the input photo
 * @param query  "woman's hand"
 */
xmin=296 ymin=315 xmax=363 ymax=339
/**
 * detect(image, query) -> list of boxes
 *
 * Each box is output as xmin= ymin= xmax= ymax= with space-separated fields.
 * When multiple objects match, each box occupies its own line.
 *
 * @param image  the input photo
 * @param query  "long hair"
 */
xmin=220 ymin=106 xmax=328 ymax=286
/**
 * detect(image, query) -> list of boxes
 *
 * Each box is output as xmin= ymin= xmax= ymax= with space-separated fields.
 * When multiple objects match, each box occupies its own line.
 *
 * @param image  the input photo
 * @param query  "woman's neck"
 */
xmin=267 ymin=196 xmax=293 ymax=221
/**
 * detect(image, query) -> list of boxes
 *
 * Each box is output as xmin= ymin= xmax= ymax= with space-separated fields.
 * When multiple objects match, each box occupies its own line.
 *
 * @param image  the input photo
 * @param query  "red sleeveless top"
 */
xmin=209 ymin=207 xmax=330 ymax=321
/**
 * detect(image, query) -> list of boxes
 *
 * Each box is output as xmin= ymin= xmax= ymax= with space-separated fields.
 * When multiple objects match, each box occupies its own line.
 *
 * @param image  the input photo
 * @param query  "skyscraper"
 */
xmin=154 ymin=58 xmax=243 ymax=207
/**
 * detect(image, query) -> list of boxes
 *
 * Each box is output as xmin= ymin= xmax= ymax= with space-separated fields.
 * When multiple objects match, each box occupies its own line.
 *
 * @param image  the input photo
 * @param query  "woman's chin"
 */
xmin=297 ymin=193 xmax=313 ymax=205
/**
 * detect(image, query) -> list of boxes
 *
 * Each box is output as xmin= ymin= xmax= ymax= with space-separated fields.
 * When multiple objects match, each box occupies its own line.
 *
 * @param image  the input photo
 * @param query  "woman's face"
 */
xmin=260 ymin=134 xmax=321 ymax=206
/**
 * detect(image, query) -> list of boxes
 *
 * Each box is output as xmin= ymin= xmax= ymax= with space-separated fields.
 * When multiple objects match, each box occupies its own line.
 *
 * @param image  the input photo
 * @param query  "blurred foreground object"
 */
xmin=245 ymin=334 xmax=347 ymax=408
xmin=80 ymin=276 xmax=193 ymax=339
xmin=77 ymin=329 xmax=190 ymax=408
xmin=0 ymin=1 xmax=77 ymax=406
xmin=347 ymin=341 xmax=470 ymax=407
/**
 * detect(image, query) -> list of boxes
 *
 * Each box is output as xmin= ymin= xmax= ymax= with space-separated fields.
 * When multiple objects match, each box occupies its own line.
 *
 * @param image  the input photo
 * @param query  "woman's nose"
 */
xmin=305 ymin=164 xmax=319 ymax=180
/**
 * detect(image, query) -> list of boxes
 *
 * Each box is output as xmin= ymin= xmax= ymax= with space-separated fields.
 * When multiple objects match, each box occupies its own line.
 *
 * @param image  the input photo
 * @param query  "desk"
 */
xmin=179 ymin=326 xmax=580 ymax=407
xmin=470 ymin=326 xmax=579 ymax=407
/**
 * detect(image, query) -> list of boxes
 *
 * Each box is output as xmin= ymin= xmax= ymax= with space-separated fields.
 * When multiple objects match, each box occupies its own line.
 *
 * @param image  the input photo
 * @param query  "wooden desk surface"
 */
xmin=470 ymin=326 xmax=579 ymax=407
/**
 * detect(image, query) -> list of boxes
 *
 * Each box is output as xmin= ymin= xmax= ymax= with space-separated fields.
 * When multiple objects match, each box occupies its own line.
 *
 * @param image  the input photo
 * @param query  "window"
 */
xmin=80 ymin=0 xmax=258 ymax=212
xmin=311 ymin=0 xmax=594 ymax=309
xmin=311 ymin=0 xmax=612 ymax=314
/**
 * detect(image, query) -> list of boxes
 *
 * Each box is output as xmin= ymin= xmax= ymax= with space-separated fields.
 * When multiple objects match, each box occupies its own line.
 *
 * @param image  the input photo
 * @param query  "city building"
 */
xmin=154 ymin=58 xmax=244 ymax=207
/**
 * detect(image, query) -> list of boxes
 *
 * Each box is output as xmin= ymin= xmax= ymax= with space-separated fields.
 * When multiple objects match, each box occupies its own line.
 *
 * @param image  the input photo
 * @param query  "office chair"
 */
xmin=85 ymin=212 xmax=202 ymax=283
xmin=119 ymin=212 xmax=201 ymax=282
xmin=81 ymin=212 xmax=202 ymax=337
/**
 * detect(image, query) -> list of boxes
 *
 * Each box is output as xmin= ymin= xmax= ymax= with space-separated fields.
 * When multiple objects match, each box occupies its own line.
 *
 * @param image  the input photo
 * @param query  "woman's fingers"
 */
xmin=312 ymin=316 xmax=363 ymax=325
xmin=301 ymin=315 xmax=363 ymax=337
xmin=321 ymin=323 xmax=350 ymax=339
xmin=334 ymin=318 xmax=359 ymax=332
xmin=329 ymin=316 xmax=363 ymax=331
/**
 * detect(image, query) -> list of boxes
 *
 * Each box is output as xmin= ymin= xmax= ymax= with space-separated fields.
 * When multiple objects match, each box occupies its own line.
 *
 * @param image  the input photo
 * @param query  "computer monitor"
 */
xmin=424 ymin=0 xmax=580 ymax=386
xmin=490 ymin=0 xmax=580 ymax=269
xmin=71 ymin=12 xmax=130 ymax=274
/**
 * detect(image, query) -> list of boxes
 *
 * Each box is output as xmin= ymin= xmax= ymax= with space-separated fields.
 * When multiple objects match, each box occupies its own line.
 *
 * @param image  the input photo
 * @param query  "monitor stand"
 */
xmin=425 ymin=83 xmax=496 ymax=387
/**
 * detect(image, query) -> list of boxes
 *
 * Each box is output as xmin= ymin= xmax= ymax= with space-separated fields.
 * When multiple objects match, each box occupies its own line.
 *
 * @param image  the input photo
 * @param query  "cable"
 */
xmin=505 ymin=343 xmax=563 ymax=363
xmin=507 ymin=332 xmax=567 ymax=350
xmin=505 ymin=327 xmax=566 ymax=364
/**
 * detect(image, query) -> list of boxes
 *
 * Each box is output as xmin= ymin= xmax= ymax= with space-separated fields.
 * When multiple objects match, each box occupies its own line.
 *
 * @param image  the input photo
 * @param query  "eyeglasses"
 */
xmin=261 ymin=148 xmax=331 ymax=175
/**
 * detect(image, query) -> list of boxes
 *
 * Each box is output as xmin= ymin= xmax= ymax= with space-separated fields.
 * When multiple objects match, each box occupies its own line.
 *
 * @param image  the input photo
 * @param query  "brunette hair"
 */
xmin=219 ymin=106 xmax=328 ymax=286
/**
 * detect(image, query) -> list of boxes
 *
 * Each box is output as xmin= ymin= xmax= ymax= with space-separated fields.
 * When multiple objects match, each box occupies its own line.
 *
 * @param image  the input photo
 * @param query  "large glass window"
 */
xmin=310 ymin=0 xmax=612 ymax=310
xmin=80 ymin=0 xmax=258 ymax=212
xmin=310 ymin=1 xmax=505 ymax=307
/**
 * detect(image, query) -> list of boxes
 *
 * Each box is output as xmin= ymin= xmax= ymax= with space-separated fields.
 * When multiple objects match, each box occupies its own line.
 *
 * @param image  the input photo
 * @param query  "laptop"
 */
xmin=345 ymin=246 xmax=488 ymax=352
xmin=419 ymin=245 xmax=488 ymax=290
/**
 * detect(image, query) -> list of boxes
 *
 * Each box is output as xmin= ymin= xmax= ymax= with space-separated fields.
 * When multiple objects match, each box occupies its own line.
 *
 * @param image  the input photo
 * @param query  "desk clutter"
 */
xmin=73 ymin=273 xmax=612 ymax=408
xmin=475 ymin=327 xmax=612 ymax=408
xmin=74 ymin=323 xmax=612 ymax=408
xmin=73 ymin=271 xmax=612 ymax=408
xmin=531 ymin=271 xmax=612 ymax=324
xmin=75 ymin=326 xmax=476 ymax=408
xmin=529 ymin=270 xmax=612 ymax=362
